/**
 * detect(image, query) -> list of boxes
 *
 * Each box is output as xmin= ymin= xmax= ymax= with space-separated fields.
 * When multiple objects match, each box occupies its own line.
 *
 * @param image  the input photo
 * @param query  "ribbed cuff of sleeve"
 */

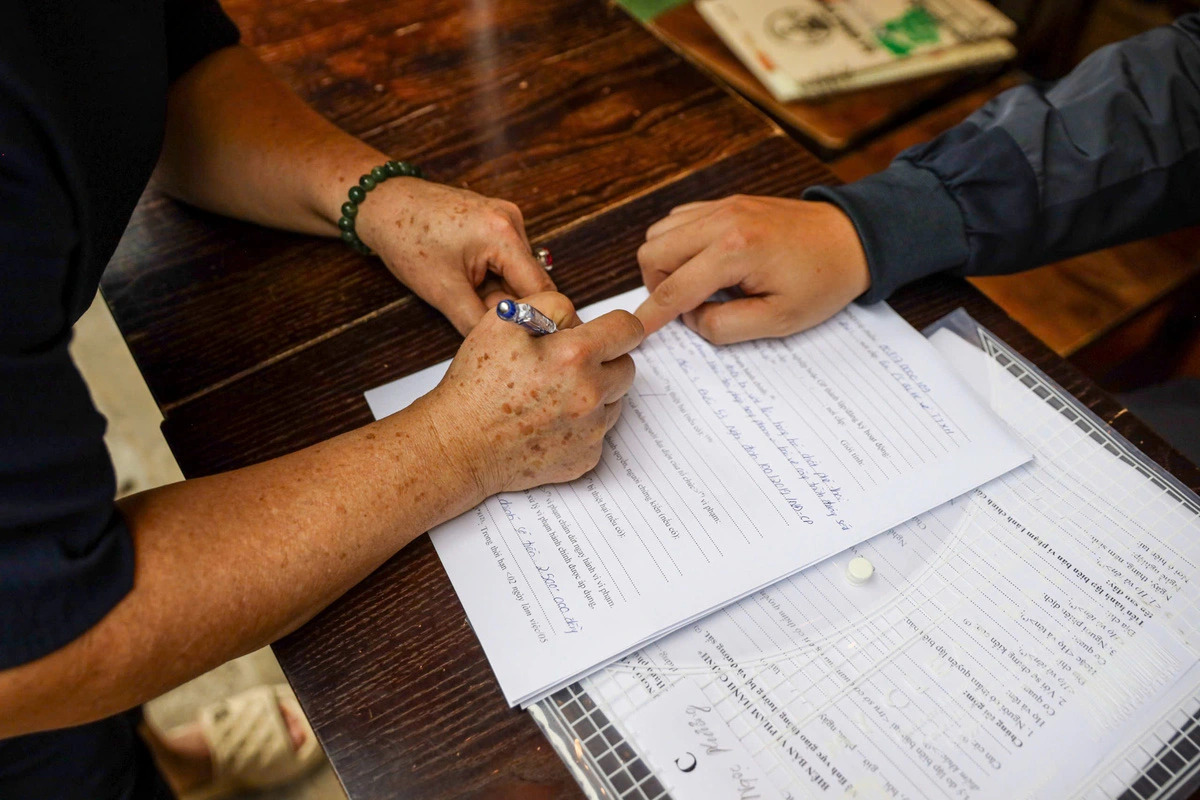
xmin=803 ymin=161 xmax=969 ymax=304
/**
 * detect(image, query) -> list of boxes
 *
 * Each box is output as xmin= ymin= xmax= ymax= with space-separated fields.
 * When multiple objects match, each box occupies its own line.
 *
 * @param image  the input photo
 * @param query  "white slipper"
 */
xmin=183 ymin=684 xmax=324 ymax=798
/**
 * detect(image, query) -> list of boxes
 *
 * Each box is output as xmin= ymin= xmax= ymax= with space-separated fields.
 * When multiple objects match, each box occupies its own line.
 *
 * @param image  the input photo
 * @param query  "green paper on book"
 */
xmin=614 ymin=0 xmax=690 ymax=23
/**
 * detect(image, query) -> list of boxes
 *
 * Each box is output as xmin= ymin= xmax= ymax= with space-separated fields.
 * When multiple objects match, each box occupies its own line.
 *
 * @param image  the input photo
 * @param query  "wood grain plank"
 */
xmin=102 ymin=0 xmax=776 ymax=410
xmin=971 ymin=232 xmax=1200 ymax=356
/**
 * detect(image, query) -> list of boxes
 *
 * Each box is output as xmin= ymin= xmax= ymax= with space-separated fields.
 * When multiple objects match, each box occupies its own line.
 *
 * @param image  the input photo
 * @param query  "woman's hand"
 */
xmin=634 ymin=196 xmax=871 ymax=344
xmin=419 ymin=292 xmax=644 ymax=496
xmin=354 ymin=179 xmax=555 ymax=336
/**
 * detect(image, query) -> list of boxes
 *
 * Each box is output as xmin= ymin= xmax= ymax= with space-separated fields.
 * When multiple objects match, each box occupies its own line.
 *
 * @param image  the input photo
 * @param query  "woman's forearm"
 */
xmin=0 ymin=397 xmax=481 ymax=738
xmin=155 ymin=45 xmax=384 ymax=236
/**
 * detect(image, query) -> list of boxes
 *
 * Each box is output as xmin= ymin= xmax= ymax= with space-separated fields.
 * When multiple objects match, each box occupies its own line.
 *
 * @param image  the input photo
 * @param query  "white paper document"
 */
xmin=578 ymin=324 xmax=1200 ymax=800
xmin=366 ymin=288 xmax=1029 ymax=706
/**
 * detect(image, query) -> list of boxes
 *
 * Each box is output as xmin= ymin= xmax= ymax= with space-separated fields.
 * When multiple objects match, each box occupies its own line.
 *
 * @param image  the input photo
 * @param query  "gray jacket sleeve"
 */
xmin=805 ymin=13 xmax=1200 ymax=303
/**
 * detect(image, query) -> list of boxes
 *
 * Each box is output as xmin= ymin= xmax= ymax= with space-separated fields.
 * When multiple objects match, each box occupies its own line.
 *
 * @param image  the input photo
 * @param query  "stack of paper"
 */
xmin=366 ymin=287 xmax=1030 ymax=706
xmin=698 ymin=0 xmax=1017 ymax=101
xmin=573 ymin=319 xmax=1200 ymax=800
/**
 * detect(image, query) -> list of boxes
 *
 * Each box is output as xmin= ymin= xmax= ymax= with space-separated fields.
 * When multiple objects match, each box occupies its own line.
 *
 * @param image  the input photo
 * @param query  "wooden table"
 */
xmin=101 ymin=0 xmax=1200 ymax=797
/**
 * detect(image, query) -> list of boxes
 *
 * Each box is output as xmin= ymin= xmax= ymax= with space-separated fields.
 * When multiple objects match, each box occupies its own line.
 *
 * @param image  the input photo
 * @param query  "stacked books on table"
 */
xmin=697 ymin=0 xmax=1017 ymax=100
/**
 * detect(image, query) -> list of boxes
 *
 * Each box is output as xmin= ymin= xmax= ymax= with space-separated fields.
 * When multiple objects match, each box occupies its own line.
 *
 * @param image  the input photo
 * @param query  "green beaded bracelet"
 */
xmin=337 ymin=160 xmax=424 ymax=255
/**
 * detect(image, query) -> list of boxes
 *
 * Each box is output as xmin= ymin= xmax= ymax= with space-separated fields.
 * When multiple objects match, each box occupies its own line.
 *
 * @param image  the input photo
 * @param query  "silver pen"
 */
xmin=496 ymin=299 xmax=558 ymax=336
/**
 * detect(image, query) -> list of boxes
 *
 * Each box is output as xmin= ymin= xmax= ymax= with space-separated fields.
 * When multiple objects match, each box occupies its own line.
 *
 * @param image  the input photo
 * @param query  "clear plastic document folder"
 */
xmin=532 ymin=309 xmax=1200 ymax=800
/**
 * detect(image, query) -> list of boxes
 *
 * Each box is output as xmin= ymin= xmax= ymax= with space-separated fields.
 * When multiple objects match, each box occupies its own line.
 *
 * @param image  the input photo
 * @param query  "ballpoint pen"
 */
xmin=494 ymin=244 xmax=556 ymax=333
xmin=496 ymin=299 xmax=558 ymax=336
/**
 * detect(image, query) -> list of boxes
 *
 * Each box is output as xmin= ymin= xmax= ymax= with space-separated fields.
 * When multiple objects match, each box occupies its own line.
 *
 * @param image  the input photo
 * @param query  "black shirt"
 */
xmin=0 ymin=0 xmax=239 ymax=669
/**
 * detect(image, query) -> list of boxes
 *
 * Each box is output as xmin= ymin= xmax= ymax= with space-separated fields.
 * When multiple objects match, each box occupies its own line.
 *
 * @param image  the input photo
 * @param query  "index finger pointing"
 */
xmin=634 ymin=248 xmax=735 ymax=334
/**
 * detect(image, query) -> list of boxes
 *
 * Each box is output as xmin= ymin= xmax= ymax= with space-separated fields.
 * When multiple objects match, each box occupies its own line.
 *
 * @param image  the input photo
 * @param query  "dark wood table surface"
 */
xmin=101 ymin=0 xmax=1200 ymax=797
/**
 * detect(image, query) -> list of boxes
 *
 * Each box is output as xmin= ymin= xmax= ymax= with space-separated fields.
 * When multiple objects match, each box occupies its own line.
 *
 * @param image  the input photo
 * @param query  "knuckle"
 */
xmin=696 ymin=313 xmax=725 ymax=345
xmin=482 ymin=209 xmax=516 ymax=236
xmin=729 ymin=194 xmax=760 ymax=214
xmin=556 ymin=339 xmax=591 ymax=367
xmin=767 ymin=305 xmax=797 ymax=336
xmin=570 ymin=442 xmax=605 ymax=481
xmin=717 ymin=224 xmax=751 ymax=252
xmin=611 ymin=310 xmax=645 ymax=344
xmin=653 ymin=279 xmax=681 ymax=308
xmin=584 ymin=415 xmax=607 ymax=444
xmin=548 ymin=290 xmax=571 ymax=305
xmin=531 ymin=290 xmax=572 ymax=319
xmin=636 ymin=240 xmax=655 ymax=267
